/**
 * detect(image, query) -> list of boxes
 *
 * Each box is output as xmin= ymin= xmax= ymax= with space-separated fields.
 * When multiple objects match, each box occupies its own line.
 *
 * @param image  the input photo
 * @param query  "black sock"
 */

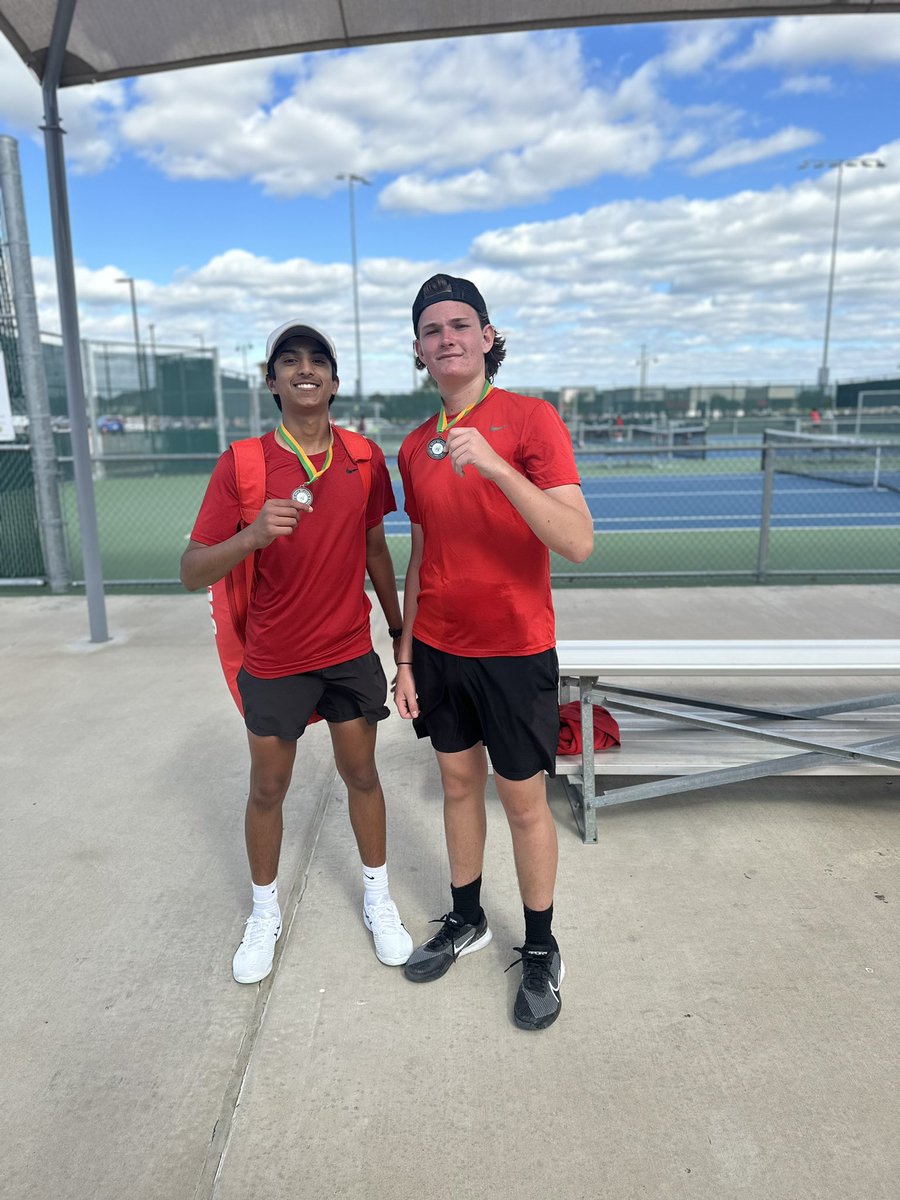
xmin=451 ymin=875 xmax=483 ymax=926
xmin=524 ymin=903 xmax=555 ymax=948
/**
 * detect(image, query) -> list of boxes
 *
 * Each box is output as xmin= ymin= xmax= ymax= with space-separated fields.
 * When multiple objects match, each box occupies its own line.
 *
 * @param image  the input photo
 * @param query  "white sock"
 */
xmin=251 ymin=879 xmax=280 ymax=920
xmin=362 ymin=863 xmax=389 ymax=909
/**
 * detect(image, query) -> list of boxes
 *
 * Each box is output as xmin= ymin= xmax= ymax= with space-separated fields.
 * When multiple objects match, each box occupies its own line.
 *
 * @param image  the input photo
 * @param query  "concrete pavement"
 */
xmin=2 ymin=585 xmax=898 ymax=1200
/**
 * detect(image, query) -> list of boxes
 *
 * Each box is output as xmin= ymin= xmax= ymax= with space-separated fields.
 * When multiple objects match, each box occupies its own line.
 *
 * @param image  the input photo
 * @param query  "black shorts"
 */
xmin=237 ymin=650 xmax=389 ymax=741
xmin=411 ymin=639 xmax=559 ymax=780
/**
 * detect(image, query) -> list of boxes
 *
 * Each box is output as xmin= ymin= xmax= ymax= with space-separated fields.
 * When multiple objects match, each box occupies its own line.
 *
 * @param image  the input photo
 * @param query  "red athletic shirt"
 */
xmin=398 ymin=388 xmax=580 ymax=657
xmin=191 ymin=429 xmax=396 ymax=677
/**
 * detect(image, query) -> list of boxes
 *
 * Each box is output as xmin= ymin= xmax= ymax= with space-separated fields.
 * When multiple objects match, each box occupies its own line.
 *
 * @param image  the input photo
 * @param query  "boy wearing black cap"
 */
xmin=181 ymin=322 xmax=412 ymax=984
xmin=394 ymin=275 xmax=593 ymax=1030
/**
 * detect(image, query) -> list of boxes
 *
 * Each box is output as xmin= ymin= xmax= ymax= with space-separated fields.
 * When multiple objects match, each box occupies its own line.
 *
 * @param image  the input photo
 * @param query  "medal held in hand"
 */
xmin=430 ymin=381 xmax=493 ymax=462
xmin=278 ymin=423 xmax=333 ymax=507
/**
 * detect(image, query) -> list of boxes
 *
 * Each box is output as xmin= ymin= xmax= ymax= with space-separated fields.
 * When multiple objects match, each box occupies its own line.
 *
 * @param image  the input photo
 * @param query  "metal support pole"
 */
xmin=756 ymin=440 xmax=775 ymax=581
xmin=80 ymin=337 xmax=105 ymax=478
xmin=818 ymin=163 xmax=843 ymax=390
xmin=0 ymin=134 xmax=69 ymax=592
xmin=40 ymin=0 xmax=109 ymax=640
xmin=337 ymin=173 xmax=370 ymax=406
xmin=249 ymin=383 xmax=262 ymax=438
xmin=800 ymin=157 xmax=886 ymax=393
xmin=348 ymin=181 xmax=362 ymax=404
xmin=211 ymin=348 xmax=227 ymax=452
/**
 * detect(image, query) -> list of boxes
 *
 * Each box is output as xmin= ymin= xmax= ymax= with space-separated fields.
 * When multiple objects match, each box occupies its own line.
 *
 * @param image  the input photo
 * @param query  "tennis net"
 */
xmin=633 ymin=422 xmax=707 ymax=460
xmin=762 ymin=428 xmax=900 ymax=494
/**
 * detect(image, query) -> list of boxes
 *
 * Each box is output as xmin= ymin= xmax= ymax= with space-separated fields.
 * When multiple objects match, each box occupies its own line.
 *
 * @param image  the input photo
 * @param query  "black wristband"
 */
xmin=388 ymin=627 xmax=403 ymax=639
xmin=396 ymin=661 xmax=413 ymax=666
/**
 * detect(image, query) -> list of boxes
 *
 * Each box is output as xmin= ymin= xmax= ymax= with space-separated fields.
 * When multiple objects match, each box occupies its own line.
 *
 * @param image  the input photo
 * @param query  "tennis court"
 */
xmin=49 ymin=434 xmax=900 ymax=587
xmin=385 ymin=470 xmax=900 ymax=535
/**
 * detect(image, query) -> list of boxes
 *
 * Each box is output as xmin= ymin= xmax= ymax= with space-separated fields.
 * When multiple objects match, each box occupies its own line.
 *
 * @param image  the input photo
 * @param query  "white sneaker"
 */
xmin=232 ymin=912 xmax=282 ymax=984
xmin=363 ymin=895 xmax=413 ymax=966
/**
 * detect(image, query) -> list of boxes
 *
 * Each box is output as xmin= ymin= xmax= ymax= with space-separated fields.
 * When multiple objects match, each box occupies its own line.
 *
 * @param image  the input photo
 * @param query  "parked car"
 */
xmin=98 ymin=414 xmax=125 ymax=433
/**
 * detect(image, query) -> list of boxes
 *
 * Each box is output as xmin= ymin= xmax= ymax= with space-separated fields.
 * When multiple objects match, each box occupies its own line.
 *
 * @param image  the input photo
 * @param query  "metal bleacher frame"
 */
xmin=556 ymin=640 xmax=900 ymax=843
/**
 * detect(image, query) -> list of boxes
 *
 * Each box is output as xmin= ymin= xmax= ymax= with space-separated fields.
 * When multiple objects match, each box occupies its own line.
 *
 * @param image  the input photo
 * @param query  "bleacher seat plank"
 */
xmin=552 ymin=638 xmax=900 ymax=842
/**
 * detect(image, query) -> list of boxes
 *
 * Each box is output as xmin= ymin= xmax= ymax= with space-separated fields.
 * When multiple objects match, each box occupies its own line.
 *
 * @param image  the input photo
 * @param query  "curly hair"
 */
xmin=413 ymin=273 xmax=507 ymax=381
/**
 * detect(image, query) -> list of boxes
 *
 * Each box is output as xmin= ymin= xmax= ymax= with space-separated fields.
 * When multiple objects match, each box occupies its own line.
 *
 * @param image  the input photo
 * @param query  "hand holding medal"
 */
xmin=247 ymin=495 xmax=312 ymax=548
xmin=446 ymin=425 xmax=504 ymax=480
xmin=427 ymin=381 xmax=494 ymax=473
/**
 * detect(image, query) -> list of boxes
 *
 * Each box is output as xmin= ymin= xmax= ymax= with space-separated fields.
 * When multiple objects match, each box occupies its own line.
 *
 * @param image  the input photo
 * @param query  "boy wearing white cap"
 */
xmin=181 ymin=322 xmax=412 ymax=984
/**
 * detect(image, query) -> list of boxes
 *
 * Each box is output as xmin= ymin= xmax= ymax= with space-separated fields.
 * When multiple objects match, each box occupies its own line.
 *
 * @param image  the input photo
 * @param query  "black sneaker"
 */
xmin=404 ymin=911 xmax=492 ymax=982
xmin=507 ymin=942 xmax=565 ymax=1030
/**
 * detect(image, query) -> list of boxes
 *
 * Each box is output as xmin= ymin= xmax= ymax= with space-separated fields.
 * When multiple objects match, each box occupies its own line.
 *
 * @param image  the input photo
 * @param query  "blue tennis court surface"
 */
xmin=383 ymin=469 xmax=900 ymax=535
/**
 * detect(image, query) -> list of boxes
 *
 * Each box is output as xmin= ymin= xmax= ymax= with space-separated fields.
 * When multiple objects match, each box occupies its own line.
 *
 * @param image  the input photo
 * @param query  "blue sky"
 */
xmin=1 ymin=15 xmax=898 ymax=394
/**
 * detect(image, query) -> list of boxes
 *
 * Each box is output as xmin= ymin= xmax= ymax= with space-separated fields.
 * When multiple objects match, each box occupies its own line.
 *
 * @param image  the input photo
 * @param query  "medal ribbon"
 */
xmin=278 ymin=423 xmax=333 ymax=484
xmin=436 ymin=380 xmax=493 ymax=434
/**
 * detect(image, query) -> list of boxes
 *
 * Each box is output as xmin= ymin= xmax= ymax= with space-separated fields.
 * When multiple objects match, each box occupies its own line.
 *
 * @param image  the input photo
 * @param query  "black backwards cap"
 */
xmin=412 ymin=274 xmax=490 ymax=332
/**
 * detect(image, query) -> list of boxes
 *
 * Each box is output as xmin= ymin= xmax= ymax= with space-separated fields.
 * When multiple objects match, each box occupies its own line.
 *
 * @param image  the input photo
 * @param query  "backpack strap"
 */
xmin=209 ymin=438 xmax=267 ymax=714
xmin=230 ymin=436 xmax=267 ymax=526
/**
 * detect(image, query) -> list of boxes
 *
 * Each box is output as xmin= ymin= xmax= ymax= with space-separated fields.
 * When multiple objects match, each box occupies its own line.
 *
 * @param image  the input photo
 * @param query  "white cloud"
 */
xmin=658 ymin=22 xmax=739 ymax=76
xmin=0 ymin=39 xmax=124 ymax=173
xmin=119 ymin=35 xmax=597 ymax=201
xmin=30 ymin=147 xmax=900 ymax=390
xmin=688 ymin=126 xmax=820 ymax=176
xmin=381 ymin=122 xmax=663 ymax=214
xmin=777 ymin=74 xmax=832 ymax=96
xmin=104 ymin=32 xmax=743 ymax=214
xmin=729 ymin=14 xmax=900 ymax=70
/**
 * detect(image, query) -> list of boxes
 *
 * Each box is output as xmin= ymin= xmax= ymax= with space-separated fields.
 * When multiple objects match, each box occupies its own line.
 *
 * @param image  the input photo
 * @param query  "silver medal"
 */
xmin=426 ymin=436 xmax=448 ymax=460
xmin=291 ymin=485 xmax=313 ymax=505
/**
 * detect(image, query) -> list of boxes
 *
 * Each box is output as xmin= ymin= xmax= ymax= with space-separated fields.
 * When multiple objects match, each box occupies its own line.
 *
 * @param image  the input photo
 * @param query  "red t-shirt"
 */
xmin=398 ymin=388 xmax=580 ymax=657
xmin=191 ymin=429 xmax=396 ymax=677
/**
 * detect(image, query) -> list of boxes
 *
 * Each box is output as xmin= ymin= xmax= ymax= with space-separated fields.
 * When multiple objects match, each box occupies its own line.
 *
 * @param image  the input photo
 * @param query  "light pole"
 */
xmin=336 ymin=172 xmax=371 ymax=406
xmin=116 ymin=275 xmax=147 ymax=393
xmin=635 ymin=343 xmax=658 ymax=412
xmin=236 ymin=341 xmax=260 ymax=436
xmin=799 ymin=157 xmax=886 ymax=390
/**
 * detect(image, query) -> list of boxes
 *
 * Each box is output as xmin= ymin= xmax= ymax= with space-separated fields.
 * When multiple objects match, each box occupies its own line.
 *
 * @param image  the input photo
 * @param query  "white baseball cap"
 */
xmin=265 ymin=321 xmax=338 ymax=370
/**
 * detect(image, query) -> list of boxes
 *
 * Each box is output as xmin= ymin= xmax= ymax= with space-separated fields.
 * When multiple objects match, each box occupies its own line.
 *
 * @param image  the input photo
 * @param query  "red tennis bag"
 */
xmin=207 ymin=428 xmax=373 ymax=714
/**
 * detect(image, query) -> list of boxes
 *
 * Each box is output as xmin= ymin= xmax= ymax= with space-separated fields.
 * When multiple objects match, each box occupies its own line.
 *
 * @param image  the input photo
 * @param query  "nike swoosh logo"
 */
xmin=490 ymin=425 xmax=506 ymax=431
xmin=346 ymin=466 xmax=359 ymax=474
xmin=549 ymin=979 xmax=560 ymax=1000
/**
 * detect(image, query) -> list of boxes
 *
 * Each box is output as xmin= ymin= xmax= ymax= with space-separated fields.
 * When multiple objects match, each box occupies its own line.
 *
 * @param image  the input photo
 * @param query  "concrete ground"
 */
xmin=2 ymin=584 xmax=898 ymax=1200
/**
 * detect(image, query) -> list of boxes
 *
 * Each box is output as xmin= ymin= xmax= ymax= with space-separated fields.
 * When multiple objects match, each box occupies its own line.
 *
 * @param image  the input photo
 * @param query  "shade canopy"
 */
xmin=3 ymin=0 xmax=900 ymax=88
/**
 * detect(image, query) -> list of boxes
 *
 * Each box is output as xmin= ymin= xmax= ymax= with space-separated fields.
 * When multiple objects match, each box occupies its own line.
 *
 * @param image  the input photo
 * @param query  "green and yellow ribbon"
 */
xmin=436 ymin=380 xmax=493 ymax=435
xmin=278 ymin=423 xmax=333 ymax=484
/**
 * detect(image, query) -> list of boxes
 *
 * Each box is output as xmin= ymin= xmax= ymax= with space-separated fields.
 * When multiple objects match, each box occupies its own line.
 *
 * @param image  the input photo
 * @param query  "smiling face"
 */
xmin=414 ymin=300 xmax=495 ymax=390
xmin=266 ymin=335 xmax=339 ymax=412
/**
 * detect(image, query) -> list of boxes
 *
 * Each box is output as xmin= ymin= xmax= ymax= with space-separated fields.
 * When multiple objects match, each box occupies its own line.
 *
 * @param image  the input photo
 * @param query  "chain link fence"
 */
xmin=2 ymin=335 xmax=899 ymax=590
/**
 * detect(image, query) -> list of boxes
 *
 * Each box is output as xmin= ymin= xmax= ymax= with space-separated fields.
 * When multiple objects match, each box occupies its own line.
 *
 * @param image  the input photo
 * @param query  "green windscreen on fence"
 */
xmin=0 ymin=446 xmax=44 ymax=578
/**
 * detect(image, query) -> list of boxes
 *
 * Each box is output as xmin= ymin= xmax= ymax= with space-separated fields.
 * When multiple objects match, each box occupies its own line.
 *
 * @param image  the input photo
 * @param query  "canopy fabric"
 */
xmin=3 ymin=0 xmax=900 ymax=87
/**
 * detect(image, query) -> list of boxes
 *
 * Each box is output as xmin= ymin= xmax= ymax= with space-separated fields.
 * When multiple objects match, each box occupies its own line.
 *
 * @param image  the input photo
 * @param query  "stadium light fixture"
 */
xmin=336 ymin=173 xmax=371 ymax=406
xmin=635 ymin=343 xmax=659 ymax=407
xmin=799 ymin=157 xmax=886 ymax=391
